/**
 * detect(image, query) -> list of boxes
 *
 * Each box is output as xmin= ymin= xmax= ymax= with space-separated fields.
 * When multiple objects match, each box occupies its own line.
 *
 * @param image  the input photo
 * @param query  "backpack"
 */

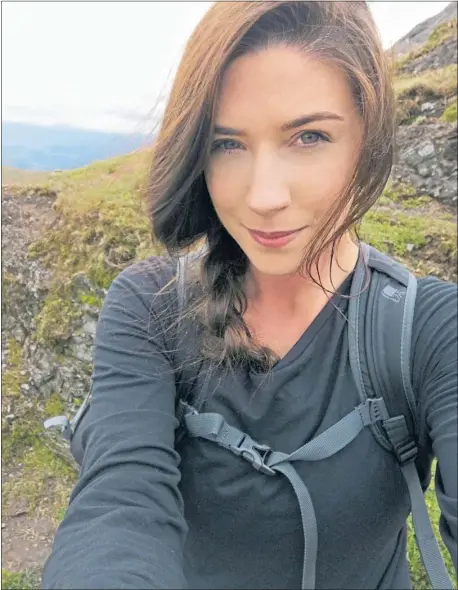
xmin=44 ymin=242 xmax=454 ymax=590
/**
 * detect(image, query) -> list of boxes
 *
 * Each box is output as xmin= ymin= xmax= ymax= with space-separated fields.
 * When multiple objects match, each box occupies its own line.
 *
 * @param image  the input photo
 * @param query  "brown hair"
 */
xmin=146 ymin=1 xmax=396 ymax=374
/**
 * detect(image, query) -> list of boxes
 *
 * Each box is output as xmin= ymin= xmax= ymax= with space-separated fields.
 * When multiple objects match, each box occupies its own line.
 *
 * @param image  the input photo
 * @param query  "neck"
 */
xmin=245 ymin=236 xmax=359 ymax=315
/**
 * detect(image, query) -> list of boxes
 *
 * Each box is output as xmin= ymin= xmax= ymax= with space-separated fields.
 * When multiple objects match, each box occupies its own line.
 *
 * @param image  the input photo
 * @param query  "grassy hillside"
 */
xmin=2 ymin=166 xmax=50 ymax=186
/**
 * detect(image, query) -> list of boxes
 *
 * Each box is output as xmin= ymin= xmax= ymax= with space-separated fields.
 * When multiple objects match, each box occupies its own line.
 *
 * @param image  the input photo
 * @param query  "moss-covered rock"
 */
xmin=34 ymin=288 xmax=82 ymax=346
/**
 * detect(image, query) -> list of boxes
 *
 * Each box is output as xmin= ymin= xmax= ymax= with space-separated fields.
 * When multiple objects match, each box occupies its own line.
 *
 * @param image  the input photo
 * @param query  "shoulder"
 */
xmin=104 ymin=254 xmax=178 ymax=315
xmin=413 ymin=275 xmax=457 ymax=338
xmin=95 ymin=255 xmax=179 ymax=356
xmin=411 ymin=275 xmax=457 ymax=397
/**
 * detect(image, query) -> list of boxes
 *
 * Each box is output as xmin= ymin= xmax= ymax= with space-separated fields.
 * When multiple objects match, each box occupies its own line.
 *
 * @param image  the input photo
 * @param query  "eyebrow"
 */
xmin=213 ymin=112 xmax=345 ymax=136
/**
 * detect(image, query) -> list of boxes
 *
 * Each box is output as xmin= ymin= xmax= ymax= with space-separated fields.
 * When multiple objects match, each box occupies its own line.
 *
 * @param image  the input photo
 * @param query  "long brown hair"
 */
xmin=146 ymin=1 xmax=396 ymax=374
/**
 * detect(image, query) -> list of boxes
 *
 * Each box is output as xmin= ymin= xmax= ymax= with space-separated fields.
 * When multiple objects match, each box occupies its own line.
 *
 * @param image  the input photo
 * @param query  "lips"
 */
xmin=247 ymin=226 xmax=305 ymax=248
xmin=251 ymin=229 xmax=298 ymax=238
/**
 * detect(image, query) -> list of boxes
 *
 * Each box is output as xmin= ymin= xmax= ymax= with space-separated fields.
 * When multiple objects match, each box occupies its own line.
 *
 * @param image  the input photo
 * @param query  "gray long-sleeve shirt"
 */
xmin=42 ymin=255 xmax=457 ymax=589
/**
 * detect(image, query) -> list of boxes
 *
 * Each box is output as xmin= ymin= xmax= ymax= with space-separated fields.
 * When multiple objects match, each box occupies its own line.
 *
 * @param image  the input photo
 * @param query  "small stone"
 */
xmin=417 ymin=165 xmax=429 ymax=177
xmin=406 ymin=244 xmax=414 ymax=252
xmin=20 ymin=370 xmax=26 ymax=376
xmin=420 ymin=102 xmax=435 ymax=112
xmin=20 ymin=383 xmax=30 ymax=392
xmin=417 ymin=142 xmax=435 ymax=160
xmin=1 ymin=523 xmax=5 ymax=529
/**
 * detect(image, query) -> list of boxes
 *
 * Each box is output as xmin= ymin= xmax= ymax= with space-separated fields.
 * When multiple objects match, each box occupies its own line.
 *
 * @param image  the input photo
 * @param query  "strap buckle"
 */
xmin=230 ymin=434 xmax=276 ymax=476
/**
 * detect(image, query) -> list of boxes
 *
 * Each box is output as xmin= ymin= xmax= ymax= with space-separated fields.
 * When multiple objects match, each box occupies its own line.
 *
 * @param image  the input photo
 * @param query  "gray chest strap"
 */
xmin=183 ymin=397 xmax=390 ymax=590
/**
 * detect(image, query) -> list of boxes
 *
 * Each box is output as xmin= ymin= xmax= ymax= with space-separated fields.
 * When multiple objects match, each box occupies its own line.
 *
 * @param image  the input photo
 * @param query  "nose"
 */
xmin=246 ymin=155 xmax=291 ymax=215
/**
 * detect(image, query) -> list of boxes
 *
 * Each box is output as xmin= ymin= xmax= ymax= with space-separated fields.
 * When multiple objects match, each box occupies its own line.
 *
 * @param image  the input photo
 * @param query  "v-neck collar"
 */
xmin=249 ymin=270 xmax=354 ymax=380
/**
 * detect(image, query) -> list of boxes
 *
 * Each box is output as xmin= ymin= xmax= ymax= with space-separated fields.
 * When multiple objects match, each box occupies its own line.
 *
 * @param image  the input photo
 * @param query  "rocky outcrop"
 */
xmin=393 ymin=122 xmax=457 ymax=206
xmin=397 ymin=34 xmax=457 ymax=76
xmin=2 ymin=191 xmax=102 ymax=408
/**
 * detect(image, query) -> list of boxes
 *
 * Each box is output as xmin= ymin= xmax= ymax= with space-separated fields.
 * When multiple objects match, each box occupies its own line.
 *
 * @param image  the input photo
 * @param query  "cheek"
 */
xmin=294 ymin=171 xmax=338 ymax=203
xmin=291 ymin=152 xmax=356 ymax=212
xmin=205 ymin=159 xmax=248 ymax=213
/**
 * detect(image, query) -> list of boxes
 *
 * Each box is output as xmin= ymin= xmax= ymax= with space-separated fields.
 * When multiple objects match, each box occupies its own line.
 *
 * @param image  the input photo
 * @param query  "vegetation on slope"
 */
xmin=395 ymin=64 xmax=457 ymax=124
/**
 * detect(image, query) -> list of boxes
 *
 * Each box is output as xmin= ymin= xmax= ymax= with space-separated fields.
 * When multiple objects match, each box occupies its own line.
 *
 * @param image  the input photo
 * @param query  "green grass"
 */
xmin=395 ymin=64 xmax=458 ymax=99
xmin=1 ymin=338 xmax=27 ymax=399
xmin=442 ymin=98 xmax=458 ymax=123
xmin=28 ymin=149 xmax=157 ymax=293
xmin=1 ymin=570 xmax=40 ymax=590
xmin=378 ymin=182 xmax=433 ymax=209
xmin=360 ymin=207 xmax=456 ymax=258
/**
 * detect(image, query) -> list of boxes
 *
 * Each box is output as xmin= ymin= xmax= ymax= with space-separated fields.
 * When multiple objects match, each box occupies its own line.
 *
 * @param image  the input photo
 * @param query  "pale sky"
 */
xmin=2 ymin=1 xmax=451 ymax=134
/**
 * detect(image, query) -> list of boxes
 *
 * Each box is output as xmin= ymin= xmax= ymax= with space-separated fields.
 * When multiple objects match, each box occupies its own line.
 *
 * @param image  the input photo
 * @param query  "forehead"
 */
xmin=215 ymin=45 xmax=358 ymax=125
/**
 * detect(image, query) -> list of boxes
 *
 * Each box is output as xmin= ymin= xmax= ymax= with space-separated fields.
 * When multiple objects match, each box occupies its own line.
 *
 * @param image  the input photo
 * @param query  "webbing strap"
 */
xmin=273 ymin=461 xmax=318 ymax=589
xmin=183 ymin=397 xmax=388 ymax=590
xmin=402 ymin=462 xmax=455 ymax=589
xmin=384 ymin=416 xmax=455 ymax=590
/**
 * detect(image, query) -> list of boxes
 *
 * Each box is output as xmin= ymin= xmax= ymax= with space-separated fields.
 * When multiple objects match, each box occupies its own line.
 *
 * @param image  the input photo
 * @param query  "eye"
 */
xmin=211 ymin=139 xmax=243 ymax=153
xmin=294 ymin=131 xmax=328 ymax=148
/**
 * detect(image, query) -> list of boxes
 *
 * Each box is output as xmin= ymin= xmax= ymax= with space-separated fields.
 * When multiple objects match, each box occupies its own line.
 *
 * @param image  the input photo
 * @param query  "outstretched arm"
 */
xmin=42 ymin=261 xmax=188 ymax=589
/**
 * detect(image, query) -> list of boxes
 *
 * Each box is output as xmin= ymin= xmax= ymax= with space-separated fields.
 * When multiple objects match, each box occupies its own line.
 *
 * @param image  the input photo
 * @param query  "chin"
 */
xmin=244 ymin=250 xmax=304 ymax=277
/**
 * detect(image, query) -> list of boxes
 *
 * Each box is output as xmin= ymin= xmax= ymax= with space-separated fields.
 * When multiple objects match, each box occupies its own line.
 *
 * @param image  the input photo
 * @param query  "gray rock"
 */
xmin=418 ymin=165 xmax=430 ymax=177
xmin=418 ymin=141 xmax=436 ymax=160
xmin=421 ymin=102 xmax=436 ymax=112
xmin=394 ymin=123 xmax=457 ymax=206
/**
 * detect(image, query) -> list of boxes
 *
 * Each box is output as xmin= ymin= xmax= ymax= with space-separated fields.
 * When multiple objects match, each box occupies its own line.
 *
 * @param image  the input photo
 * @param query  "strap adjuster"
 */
xmin=230 ymin=435 xmax=276 ymax=476
xmin=393 ymin=438 xmax=418 ymax=466
xmin=382 ymin=415 xmax=418 ymax=466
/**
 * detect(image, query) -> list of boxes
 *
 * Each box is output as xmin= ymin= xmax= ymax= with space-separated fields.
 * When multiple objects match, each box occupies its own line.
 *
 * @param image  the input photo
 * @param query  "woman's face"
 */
xmin=204 ymin=45 xmax=363 ymax=277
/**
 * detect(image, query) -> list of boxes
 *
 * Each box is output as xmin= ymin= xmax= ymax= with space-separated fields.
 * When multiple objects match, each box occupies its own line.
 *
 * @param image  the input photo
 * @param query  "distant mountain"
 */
xmin=391 ymin=1 xmax=457 ymax=56
xmin=2 ymin=121 xmax=149 ymax=171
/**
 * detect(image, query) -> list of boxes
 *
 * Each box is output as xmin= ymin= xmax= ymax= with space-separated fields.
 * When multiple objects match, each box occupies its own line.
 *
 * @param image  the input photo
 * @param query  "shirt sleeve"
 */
xmin=42 ymin=258 xmax=188 ymax=589
xmin=413 ymin=277 xmax=458 ymax=575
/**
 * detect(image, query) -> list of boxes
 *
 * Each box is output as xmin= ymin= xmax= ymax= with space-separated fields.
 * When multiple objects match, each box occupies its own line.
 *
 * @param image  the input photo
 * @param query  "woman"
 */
xmin=42 ymin=2 xmax=457 ymax=589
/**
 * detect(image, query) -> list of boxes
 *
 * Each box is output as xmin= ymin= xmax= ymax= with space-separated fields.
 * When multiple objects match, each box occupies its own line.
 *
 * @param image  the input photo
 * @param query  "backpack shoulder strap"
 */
xmin=174 ymin=249 xmax=206 ymax=425
xmin=348 ymin=242 xmax=418 ymax=452
xmin=348 ymin=242 xmax=454 ymax=590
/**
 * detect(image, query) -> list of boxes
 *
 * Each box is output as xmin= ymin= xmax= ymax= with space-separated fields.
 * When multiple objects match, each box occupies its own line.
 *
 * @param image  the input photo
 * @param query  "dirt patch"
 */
xmin=2 ymin=500 xmax=55 ymax=574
